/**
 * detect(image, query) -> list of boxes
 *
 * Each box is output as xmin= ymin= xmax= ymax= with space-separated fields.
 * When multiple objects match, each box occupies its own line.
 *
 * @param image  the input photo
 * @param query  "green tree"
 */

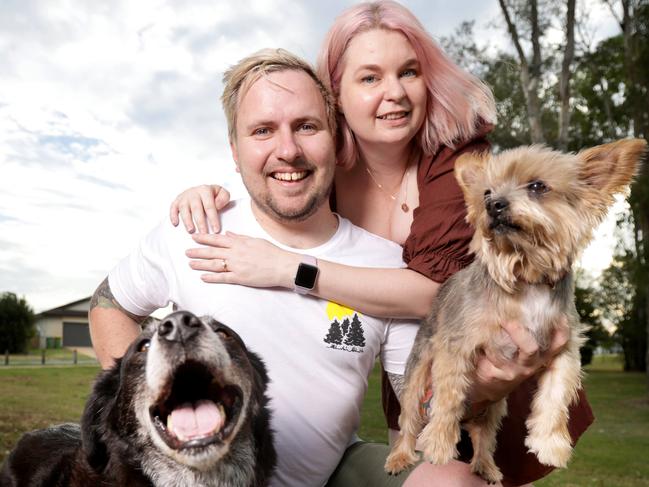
xmin=0 ymin=292 xmax=35 ymax=354
xmin=599 ymin=1 xmax=649 ymax=375
xmin=597 ymin=215 xmax=646 ymax=371
xmin=575 ymin=273 xmax=613 ymax=365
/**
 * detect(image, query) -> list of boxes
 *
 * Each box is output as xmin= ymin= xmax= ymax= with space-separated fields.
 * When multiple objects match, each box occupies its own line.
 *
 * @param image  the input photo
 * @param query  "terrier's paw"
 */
xmin=471 ymin=457 xmax=503 ymax=485
xmin=525 ymin=433 xmax=572 ymax=468
xmin=420 ymin=422 xmax=459 ymax=464
xmin=385 ymin=450 xmax=419 ymax=475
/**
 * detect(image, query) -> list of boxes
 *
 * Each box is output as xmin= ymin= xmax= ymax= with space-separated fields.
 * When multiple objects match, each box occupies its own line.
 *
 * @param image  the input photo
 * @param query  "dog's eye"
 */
xmin=483 ymin=189 xmax=491 ymax=200
xmin=138 ymin=339 xmax=151 ymax=352
xmin=527 ymin=180 xmax=549 ymax=196
xmin=216 ymin=329 xmax=231 ymax=340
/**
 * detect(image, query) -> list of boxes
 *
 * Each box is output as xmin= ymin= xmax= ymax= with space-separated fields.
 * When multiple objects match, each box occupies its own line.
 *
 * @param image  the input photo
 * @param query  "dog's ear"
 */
xmin=81 ymin=361 xmax=121 ymax=472
xmin=247 ymin=351 xmax=277 ymax=479
xmin=455 ymin=151 xmax=487 ymax=196
xmin=577 ymin=138 xmax=646 ymax=195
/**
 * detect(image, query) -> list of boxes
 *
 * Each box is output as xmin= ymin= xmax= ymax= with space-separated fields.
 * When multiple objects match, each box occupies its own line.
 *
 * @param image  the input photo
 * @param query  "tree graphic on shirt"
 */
xmin=340 ymin=317 xmax=350 ymax=336
xmin=323 ymin=313 xmax=365 ymax=353
xmin=324 ymin=319 xmax=343 ymax=346
xmin=344 ymin=314 xmax=366 ymax=351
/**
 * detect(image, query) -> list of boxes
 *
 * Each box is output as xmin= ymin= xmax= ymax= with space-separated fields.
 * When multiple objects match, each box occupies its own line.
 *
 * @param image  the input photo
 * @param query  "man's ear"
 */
xmin=230 ymin=139 xmax=241 ymax=173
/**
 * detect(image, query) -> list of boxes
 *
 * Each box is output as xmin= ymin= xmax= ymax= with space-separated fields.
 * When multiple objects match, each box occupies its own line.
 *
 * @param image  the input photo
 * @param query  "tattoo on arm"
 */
xmin=90 ymin=277 xmax=148 ymax=324
xmin=387 ymin=372 xmax=406 ymax=401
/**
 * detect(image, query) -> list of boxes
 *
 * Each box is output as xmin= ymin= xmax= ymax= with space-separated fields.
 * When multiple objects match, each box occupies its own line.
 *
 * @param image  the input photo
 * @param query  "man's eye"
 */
xmin=299 ymin=123 xmax=316 ymax=132
xmin=254 ymin=128 xmax=270 ymax=136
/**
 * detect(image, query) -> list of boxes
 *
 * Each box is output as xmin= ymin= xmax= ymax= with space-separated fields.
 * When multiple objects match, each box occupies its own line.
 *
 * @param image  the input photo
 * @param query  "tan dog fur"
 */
xmin=384 ymin=139 xmax=647 ymax=483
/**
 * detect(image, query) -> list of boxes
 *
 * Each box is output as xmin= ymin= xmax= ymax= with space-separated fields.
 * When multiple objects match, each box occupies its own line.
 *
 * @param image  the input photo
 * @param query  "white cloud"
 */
xmin=0 ymin=0 xmax=626 ymax=312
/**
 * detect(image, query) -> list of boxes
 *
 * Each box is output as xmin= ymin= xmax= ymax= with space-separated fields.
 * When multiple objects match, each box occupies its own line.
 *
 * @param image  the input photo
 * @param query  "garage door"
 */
xmin=62 ymin=322 xmax=92 ymax=347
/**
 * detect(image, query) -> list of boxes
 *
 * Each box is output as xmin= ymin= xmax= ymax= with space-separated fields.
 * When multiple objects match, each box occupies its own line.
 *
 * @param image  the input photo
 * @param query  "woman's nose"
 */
xmin=384 ymin=75 xmax=406 ymax=102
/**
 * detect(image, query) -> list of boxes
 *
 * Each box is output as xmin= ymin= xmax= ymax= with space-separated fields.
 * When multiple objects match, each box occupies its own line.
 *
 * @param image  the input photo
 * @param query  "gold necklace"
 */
xmin=365 ymin=165 xmax=411 ymax=213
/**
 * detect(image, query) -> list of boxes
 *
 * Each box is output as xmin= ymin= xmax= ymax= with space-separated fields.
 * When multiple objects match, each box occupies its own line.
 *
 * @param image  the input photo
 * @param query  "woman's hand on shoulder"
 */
xmin=170 ymin=184 xmax=231 ymax=234
xmin=187 ymin=232 xmax=302 ymax=289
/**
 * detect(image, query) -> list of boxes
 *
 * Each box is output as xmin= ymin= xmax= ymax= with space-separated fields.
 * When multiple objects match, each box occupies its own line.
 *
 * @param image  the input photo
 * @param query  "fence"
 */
xmin=3 ymin=349 xmax=98 ymax=366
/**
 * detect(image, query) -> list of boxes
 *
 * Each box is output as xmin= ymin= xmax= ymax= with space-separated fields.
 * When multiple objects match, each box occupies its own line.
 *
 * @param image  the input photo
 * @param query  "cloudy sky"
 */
xmin=0 ymin=0 xmax=622 ymax=313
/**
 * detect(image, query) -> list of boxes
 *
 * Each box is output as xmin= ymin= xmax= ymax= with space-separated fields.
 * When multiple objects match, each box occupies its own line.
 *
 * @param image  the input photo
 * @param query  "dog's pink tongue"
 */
xmin=169 ymin=400 xmax=224 ymax=440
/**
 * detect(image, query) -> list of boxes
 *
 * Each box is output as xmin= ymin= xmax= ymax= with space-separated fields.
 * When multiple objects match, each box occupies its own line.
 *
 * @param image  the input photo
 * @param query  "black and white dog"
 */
xmin=0 ymin=311 xmax=276 ymax=486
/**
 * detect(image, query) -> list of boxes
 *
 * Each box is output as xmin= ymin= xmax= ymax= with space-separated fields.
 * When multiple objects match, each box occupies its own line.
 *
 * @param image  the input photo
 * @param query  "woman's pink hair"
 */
xmin=317 ymin=1 xmax=496 ymax=168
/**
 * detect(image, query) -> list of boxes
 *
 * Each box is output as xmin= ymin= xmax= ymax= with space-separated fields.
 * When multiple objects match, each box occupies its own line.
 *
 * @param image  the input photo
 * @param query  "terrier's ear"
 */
xmin=455 ymin=151 xmax=487 ymax=196
xmin=577 ymin=138 xmax=647 ymax=194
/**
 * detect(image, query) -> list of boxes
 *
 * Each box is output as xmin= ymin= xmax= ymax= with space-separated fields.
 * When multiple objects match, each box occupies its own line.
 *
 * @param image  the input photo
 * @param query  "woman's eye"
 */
xmin=401 ymin=68 xmax=417 ymax=78
xmin=527 ymin=180 xmax=549 ymax=195
xmin=299 ymin=123 xmax=316 ymax=132
xmin=361 ymin=75 xmax=377 ymax=84
xmin=138 ymin=339 xmax=151 ymax=352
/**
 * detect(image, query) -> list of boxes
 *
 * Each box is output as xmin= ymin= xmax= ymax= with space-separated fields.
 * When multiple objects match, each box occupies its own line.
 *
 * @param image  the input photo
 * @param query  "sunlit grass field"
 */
xmin=1 ymin=354 xmax=647 ymax=486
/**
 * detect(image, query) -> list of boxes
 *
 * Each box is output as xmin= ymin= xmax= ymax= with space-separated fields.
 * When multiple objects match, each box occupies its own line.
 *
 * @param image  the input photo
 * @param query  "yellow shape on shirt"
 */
xmin=326 ymin=301 xmax=357 ymax=321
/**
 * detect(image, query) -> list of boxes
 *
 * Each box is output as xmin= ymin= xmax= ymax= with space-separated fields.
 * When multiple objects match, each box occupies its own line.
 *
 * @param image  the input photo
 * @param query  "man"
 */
xmin=91 ymin=48 xmax=432 ymax=487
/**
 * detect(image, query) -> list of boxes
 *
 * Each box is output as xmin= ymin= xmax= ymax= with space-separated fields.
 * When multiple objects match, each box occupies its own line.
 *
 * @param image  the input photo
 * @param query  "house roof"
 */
xmin=37 ymin=296 xmax=92 ymax=318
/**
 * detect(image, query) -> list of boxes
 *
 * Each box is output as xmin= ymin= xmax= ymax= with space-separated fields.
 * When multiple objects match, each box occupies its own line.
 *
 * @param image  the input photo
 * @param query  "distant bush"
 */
xmin=0 ymin=292 xmax=35 ymax=354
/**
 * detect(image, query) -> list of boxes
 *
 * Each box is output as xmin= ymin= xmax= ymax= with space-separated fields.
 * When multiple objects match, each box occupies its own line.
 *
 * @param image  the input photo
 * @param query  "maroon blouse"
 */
xmin=381 ymin=124 xmax=595 ymax=485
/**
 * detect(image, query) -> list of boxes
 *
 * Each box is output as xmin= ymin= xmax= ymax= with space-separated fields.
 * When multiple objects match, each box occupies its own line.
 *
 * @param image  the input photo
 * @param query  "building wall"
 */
xmin=35 ymin=315 xmax=90 ymax=348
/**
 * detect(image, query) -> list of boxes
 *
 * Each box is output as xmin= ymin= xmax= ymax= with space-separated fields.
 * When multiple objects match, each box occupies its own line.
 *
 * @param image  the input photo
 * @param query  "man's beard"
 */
xmin=250 ymin=183 xmax=332 ymax=223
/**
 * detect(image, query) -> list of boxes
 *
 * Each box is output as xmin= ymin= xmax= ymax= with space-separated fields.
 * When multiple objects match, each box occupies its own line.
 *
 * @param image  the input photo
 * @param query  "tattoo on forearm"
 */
xmin=90 ymin=277 xmax=147 ymax=324
xmin=387 ymin=372 xmax=406 ymax=401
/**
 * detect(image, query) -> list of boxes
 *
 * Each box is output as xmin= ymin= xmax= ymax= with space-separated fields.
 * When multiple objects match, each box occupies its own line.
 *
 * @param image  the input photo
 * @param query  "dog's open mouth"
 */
xmin=150 ymin=360 xmax=243 ymax=451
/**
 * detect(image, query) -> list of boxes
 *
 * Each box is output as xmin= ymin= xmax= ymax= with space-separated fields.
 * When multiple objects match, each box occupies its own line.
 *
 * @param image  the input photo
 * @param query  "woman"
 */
xmin=171 ymin=2 xmax=593 ymax=485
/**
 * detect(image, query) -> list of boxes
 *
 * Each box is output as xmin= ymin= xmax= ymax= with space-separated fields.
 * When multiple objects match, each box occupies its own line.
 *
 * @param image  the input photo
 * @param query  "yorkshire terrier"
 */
xmin=384 ymin=139 xmax=647 ymax=483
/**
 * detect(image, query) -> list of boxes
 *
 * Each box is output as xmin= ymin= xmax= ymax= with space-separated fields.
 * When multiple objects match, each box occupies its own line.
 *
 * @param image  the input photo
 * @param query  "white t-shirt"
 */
xmin=109 ymin=198 xmax=419 ymax=487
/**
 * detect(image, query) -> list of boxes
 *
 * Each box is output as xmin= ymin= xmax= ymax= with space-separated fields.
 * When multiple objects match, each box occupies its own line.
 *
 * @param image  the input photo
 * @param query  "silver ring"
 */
xmin=221 ymin=259 xmax=228 ymax=272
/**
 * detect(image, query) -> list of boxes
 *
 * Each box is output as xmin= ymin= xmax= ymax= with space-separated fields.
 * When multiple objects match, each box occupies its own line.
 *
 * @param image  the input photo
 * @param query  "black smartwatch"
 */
xmin=293 ymin=255 xmax=319 ymax=294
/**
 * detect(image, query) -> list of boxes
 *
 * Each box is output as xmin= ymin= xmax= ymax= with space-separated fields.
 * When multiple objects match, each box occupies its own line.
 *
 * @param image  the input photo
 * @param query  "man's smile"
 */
xmin=270 ymin=171 xmax=310 ymax=182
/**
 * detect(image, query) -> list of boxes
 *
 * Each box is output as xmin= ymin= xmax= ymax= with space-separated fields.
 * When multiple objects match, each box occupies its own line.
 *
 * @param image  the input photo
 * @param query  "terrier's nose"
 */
xmin=158 ymin=311 xmax=202 ymax=342
xmin=486 ymin=197 xmax=509 ymax=219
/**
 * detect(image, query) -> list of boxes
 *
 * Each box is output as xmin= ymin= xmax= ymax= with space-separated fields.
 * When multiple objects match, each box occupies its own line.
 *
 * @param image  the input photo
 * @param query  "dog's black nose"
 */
xmin=486 ymin=197 xmax=509 ymax=219
xmin=158 ymin=311 xmax=202 ymax=342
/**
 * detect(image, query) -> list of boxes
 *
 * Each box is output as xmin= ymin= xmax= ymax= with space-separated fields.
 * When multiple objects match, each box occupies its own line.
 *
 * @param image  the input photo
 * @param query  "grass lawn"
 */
xmin=0 ymin=366 xmax=99 ymax=461
xmin=1 ymin=355 xmax=647 ymax=486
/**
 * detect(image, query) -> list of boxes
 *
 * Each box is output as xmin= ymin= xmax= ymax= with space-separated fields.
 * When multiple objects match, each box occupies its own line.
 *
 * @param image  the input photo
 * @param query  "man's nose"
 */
xmin=275 ymin=128 xmax=302 ymax=162
xmin=158 ymin=311 xmax=202 ymax=343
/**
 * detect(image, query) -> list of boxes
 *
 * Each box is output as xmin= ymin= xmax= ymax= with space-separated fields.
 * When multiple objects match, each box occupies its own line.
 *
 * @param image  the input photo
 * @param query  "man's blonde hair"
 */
xmin=221 ymin=48 xmax=337 ymax=141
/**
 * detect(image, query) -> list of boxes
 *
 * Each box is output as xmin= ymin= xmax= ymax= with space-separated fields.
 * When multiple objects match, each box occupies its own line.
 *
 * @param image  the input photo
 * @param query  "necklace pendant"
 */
xmin=401 ymin=202 xmax=409 ymax=212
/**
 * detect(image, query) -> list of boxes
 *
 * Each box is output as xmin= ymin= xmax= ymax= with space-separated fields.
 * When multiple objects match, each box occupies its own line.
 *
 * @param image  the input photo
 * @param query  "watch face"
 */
xmin=295 ymin=263 xmax=319 ymax=289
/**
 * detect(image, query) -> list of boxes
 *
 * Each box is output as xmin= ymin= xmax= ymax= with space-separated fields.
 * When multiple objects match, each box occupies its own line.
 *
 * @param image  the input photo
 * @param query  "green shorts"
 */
xmin=325 ymin=441 xmax=420 ymax=487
